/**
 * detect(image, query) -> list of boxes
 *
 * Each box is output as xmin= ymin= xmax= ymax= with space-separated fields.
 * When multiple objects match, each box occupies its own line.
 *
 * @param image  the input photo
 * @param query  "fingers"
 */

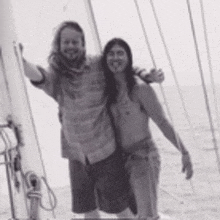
xmin=183 ymin=164 xmax=193 ymax=179
xmin=149 ymin=68 xmax=165 ymax=83
xmin=150 ymin=68 xmax=163 ymax=74
xmin=19 ymin=43 xmax=23 ymax=54
xmin=182 ymin=154 xmax=193 ymax=179
xmin=150 ymin=68 xmax=156 ymax=73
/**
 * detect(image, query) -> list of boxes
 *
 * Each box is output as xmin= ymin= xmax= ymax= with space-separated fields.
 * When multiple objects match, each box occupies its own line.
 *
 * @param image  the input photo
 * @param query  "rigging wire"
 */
xmin=87 ymin=0 xmax=186 ymax=207
xmin=133 ymin=0 xmax=178 ymax=129
xmin=149 ymin=0 xmax=195 ymax=140
xmin=148 ymin=0 xmax=219 ymax=198
xmin=199 ymin=0 xmax=220 ymax=139
xmin=133 ymin=1 xmax=195 ymax=218
xmin=134 ymin=0 xmax=191 ymax=211
xmin=133 ymin=0 xmax=188 ymax=158
xmin=185 ymin=0 xmax=220 ymax=174
xmin=148 ymin=2 xmax=219 ymax=216
xmin=136 ymin=0 xmax=219 ymax=217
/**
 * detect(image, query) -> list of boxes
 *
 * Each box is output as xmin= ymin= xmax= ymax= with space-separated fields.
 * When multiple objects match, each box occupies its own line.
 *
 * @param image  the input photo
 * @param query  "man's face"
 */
xmin=106 ymin=44 xmax=129 ymax=74
xmin=60 ymin=27 xmax=84 ymax=61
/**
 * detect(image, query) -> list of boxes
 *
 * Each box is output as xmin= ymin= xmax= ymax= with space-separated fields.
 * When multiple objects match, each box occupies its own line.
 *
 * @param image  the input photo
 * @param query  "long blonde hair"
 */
xmin=48 ymin=21 xmax=85 ymax=60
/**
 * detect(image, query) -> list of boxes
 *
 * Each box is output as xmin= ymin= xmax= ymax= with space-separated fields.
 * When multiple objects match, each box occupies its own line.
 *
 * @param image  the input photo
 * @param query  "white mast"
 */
xmin=0 ymin=0 xmax=54 ymax=219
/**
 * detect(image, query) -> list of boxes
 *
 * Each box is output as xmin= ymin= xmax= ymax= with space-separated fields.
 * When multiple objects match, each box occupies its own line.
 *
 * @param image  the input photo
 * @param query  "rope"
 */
xmin=185 ymin=0 xmax=220 ymax=174
xmin=0 ymin=128 xmax=17 ymax=218
xmin=40 ymin=177 xmax=57 ymax=211
xmin=1 ymin=119 xmax=57 ymax=216
xmin=1 ymin=40 xmax=27 ymax=214
xmin=199 ymin=0 xmax=220 ymax=139
xmin=13 ymin=42 xmax=56 ymax=217
xmin=24 ymin=171 xmax=57 ymax=212
xmin=0 ymin=123 xmax=17 ymax=161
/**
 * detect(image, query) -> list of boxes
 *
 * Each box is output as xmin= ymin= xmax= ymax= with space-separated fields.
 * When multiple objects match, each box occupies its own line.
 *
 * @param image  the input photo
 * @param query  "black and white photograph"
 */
xmin=0 ymin=0 xmax=220 ymax=219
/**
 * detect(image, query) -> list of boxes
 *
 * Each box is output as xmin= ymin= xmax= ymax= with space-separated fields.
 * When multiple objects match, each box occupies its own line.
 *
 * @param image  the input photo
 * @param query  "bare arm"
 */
xmin=136 ymin=84 xmax=185 ymax=151
xmin=136 ymin=83 xmax=193 ymax=179
xmin=23 ymin=59 xmax=44 ymax=82
xmin=19 ymin=43 xmax=43 ymax=82
xmin=134 ymin=67 xmax=164 ymax=84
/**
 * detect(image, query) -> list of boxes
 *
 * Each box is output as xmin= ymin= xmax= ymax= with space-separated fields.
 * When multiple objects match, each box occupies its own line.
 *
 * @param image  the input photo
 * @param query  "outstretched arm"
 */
xmin=23 ymin=59 xmax=44 ymax=82
xmin=136 ymin=84 xmax=193 ymax=179
xmin=134 ymin=67 xmax=164 ymax=84
xmin=19 ymin=43 xmax=43 ymax=82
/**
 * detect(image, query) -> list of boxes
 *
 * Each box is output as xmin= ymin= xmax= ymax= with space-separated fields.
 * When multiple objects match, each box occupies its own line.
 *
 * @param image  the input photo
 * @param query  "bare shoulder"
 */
xmin=132 ymin=77 xmax=158 ymax=106
xmin=133 ymin=76 xmax=154 ymax=94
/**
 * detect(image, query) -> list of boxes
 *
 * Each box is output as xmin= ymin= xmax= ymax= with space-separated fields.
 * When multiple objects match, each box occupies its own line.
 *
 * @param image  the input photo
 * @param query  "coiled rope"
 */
xmin=0 ymin=122 xmax=57 ymax=218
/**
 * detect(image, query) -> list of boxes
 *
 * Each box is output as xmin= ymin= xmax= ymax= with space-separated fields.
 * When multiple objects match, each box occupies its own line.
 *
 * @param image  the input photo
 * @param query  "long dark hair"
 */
xmin=102 ymin=38 xmax=136 ymax=104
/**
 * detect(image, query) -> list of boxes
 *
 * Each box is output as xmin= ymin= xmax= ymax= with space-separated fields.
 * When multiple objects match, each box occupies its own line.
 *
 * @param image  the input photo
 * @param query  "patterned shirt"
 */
xmin=31 ymin=56 xmax=116 ymax=164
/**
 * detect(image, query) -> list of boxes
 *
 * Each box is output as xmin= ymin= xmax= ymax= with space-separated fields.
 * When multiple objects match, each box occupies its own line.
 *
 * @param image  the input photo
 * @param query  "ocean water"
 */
xmin=1 ymin=83 xmax=220 ymax=219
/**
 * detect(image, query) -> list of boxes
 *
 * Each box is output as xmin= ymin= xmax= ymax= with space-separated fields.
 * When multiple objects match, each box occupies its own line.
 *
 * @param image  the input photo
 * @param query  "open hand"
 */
xmin=148 ymin=68 xmax=164 ymax=83
xmin=182 ymin=153 xmax=193 ymax=179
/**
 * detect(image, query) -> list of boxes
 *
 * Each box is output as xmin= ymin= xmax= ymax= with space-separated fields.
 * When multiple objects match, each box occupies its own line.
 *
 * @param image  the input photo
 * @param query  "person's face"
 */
xmin=60 ymin=27 xmax=84 ymax=61
xmin=106 ymin=44 xmax=129 ymax=74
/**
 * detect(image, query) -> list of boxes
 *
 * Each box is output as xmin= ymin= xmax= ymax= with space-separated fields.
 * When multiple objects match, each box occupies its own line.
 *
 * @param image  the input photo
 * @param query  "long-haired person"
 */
xmin=22 ymin=21 xmax=164 ymax=218
xmin=102 ymin=38 xmax=193 ymax=220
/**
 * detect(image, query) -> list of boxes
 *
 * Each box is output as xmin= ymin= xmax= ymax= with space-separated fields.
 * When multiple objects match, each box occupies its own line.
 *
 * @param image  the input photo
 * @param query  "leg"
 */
xmin=68 ymin=160 xmax=100 ymax=218
xmin=129 ymin=151 xmax=161 ymax=219
xmin=93 ymin=150 xmax=133 ymax=216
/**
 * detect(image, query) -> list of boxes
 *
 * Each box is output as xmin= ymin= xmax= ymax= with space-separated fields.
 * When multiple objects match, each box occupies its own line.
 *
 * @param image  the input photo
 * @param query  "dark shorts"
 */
xmin=68 ymin=150 xmax=132 ymax=214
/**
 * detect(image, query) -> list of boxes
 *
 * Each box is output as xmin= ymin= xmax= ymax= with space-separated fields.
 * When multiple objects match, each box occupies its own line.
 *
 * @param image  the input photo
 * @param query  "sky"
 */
xmin=10 ymin=0 xmax=220 ymax=86
xmin=1 ymin=0 xmax=220 ymax=188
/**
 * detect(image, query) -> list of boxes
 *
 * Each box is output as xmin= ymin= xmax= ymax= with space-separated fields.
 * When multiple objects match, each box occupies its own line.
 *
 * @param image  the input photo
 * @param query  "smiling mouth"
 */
xmin=66 ymin=51 xmax=77 ymax=55
xmin=110 ymin=62 xmax=123 ymax=73
xmin=112 ymin=61 xmax=121 ymax=68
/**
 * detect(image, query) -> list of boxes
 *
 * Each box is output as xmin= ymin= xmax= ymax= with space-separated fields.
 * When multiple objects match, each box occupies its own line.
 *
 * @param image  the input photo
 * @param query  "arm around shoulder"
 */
xmin=134 ymin=67 xmax=165 ymax=84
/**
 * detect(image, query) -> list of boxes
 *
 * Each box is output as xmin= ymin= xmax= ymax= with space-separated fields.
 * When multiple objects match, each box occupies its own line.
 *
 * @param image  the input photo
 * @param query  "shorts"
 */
xmin=126 ymin=149 xmax=161 ymax=219
xmin=68 ymin=150 xmax=132 ymax=214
